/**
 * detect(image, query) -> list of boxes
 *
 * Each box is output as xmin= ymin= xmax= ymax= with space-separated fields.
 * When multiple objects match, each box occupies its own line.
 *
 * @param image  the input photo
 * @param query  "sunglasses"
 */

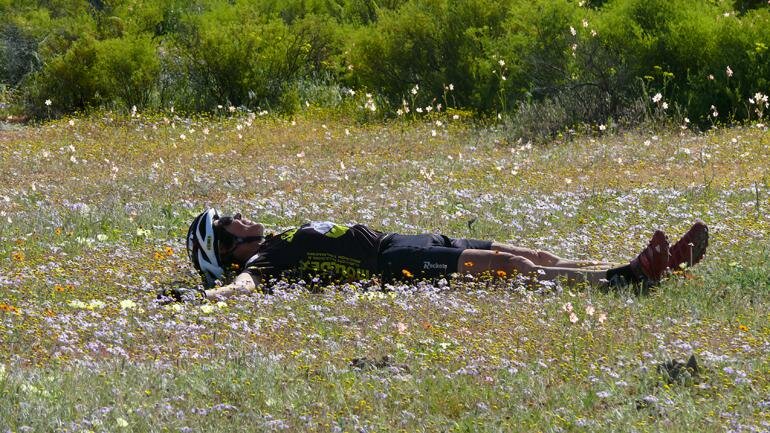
xmin=216 ymin=213 xmax=242 ymax=227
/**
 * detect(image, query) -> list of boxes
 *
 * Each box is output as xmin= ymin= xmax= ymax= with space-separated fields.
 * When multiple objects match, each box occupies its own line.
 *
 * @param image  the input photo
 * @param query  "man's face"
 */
xmin=216 ymin=213 xmax=265 ymax=239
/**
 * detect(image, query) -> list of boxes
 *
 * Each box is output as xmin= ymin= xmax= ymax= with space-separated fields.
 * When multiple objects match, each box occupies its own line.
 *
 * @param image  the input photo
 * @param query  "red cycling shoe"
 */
xmin=669 ymin=220 xmax=708 ymax=270
xmin=630 ymin=230 xmax=671 ymax=285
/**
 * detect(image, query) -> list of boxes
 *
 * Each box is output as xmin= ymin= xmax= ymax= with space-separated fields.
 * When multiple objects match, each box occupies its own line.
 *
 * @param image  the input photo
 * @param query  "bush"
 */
xmin=173 ymin=3 xmax=340 ymax=112
xmin=2 ymin=0 xmax=770 ymax=126
xmin=94 ymin=35 xmax=160 ymax=108
xmin=24 ymin=36 xmax=100 ymax=116
xmin=347 ymin=0 xmax=511 ymax=112
xmin=0 ymin=23 xmax=42 ymax=87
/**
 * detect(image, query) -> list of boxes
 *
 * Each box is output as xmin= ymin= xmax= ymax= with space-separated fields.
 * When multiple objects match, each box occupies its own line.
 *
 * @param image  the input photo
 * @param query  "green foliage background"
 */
xmin=1 ymin=0 xmax=769 ymax=128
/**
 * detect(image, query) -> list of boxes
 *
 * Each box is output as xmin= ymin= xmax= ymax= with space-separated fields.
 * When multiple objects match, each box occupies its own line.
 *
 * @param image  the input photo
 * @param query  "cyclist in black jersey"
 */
xmin=165 ymin=209 xmax=709 ymax=302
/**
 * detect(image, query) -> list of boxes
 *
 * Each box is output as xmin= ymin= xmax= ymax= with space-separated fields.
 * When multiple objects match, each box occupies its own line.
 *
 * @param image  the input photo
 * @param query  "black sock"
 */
xmin=606 ymin=264 xmax=639 ymax=286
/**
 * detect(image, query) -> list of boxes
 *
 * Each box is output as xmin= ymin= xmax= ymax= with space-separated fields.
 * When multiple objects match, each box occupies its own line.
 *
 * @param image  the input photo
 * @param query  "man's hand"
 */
xmin=156 ymin=287 xmax=207 ymax=304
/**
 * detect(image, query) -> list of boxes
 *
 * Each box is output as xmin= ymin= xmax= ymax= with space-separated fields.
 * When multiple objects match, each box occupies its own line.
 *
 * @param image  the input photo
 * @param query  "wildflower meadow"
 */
xmin=0 ymin=112 xmax=769 ymax=431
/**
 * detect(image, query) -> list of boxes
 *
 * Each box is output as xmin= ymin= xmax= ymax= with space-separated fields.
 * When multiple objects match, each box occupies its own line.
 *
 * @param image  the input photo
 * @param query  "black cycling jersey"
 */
xmin=242 ymin=222 xmax=384 ymax=282
xmin=241 ymin=221 xmax=493 ymax=283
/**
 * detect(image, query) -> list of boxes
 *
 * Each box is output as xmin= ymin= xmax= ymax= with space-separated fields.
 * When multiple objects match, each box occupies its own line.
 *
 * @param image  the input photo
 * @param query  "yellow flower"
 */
xmin=120 ymin=299 xmax=137 ymax=310
xmin=116 ymin=418 xmax=129 ymax=428
xmin=402 ymin=269 xmax=413 ymax=278
xmin=739 ymin=324 xmax=749 ymax=332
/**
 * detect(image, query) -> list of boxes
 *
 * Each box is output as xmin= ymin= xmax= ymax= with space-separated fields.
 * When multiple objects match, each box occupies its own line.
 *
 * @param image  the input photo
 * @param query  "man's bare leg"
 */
xmin=490 ymin=242 xmax=619 ymax=269
xmin=458 ymin=249 xmax=609 ymax=286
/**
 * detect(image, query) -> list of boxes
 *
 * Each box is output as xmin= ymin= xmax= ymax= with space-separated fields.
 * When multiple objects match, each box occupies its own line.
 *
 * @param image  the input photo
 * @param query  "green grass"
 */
xmin=1 ymin=114 xmax=769 ymax=432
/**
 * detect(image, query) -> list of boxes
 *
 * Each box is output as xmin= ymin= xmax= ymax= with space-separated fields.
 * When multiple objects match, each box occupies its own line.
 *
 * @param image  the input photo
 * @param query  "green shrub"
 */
xmin=173 ymin=2 xmax=340 ymax=111
xmin=24 ymin=36 xmax=100 ymax=116
xmin=3 ymin=0 xmax=770 ymax=125
xmin=347 ymin=1 xmax=447 ymax=106
xmin=347 ymin=0 xmax=510 ymax=112
xmin=94 ymin=35 xmax=160 ymax=108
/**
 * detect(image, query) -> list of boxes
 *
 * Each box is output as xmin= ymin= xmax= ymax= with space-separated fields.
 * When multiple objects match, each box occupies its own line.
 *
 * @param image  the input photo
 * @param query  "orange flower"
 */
xmin=0 ymin=303 xmax=19 ymax=313
xmin=164 ymin=246 xmax=174 ymax=256
xmin=12 ymin=251 xmax=25 ymax=262
xmin=54 ymin=285 xmax=66 ymax=293
xmin=739 ymin=324 xmax=749 ymax=332
xmin=496 ymin=269 xmax=507 ymax=278
xmin=464 ymin=261 xmax=475 ymax=267
xmin=402 ymin=269 xmax=414 ymax=278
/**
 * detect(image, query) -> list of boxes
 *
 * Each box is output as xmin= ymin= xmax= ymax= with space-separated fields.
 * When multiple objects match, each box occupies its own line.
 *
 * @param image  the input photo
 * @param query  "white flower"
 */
xmin=416 ymin=107 xmax=423 ymax=113
xmin=452 ymin=114 xmax=460 ymax=120
xmin=652 ymin=93 xmax=662 ymax=103
xmin=164 ymin=303 xmax=183 ymax=312
xmin=596 ymin=391 xmax=611 ymax=398
xmin=708 ymin=74 xmax=715 ymax=80
xmin=570 ymin=26 xmax=576 ymax=36
xmin=448 ymin=83 xmax=454 ymax=91
xmin=120 ymin=299 xmax=136 ymax=310
xmin=598 ymin=313 xmax=607 ymax=323
xmin=598 ymin=124 xmax=606 ymax=131
xmin=228 ymin=106 xmax=236 ymax=112
xmin=562 ymin=302 xmax=574 ymax=313
xmin=569 ymin=312 xmax=579 ymax=323
xmin=68 ymin=299 xmax=87 ymax=309
xmin=726 ymin=66 xmax=733 ymax=77
xmin=585 ymin=304 xmax=595 ymax=316
xmin=498 ymin=59 xmax=505 ymax=67
xmin=661 ymin=102 xmax=669 ymax=110
xmin=88 ymin=299 xmax=105 ymax=310
xmin=45 ymin=99 xmax=52 ymax=106
xmin=200 ymin=304 xmax=215 ymax=314
xmin=431 ymin=130 xmax=437 ymax=137
xmin=411 ymin=84 xmax=419 ymax=95
xmin=396 ymin=109 xmax=404 ymax=116
xmin=116 ymin=418 xmax=129 ymax=428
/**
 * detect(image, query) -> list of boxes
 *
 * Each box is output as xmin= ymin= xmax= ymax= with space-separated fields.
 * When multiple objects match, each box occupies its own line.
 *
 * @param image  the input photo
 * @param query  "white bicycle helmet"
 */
xmin=187 ymin=208 xmax=224 ymax=287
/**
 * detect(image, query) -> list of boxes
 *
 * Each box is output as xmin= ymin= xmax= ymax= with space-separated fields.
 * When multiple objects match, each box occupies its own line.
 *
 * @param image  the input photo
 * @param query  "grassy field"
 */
xmin=1 ymin=114 xmax=769 ymax=432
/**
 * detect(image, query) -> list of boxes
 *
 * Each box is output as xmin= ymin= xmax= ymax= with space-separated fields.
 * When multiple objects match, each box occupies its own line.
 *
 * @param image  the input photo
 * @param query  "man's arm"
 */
xmin=204 ymin=271 xmax=260 ymax=300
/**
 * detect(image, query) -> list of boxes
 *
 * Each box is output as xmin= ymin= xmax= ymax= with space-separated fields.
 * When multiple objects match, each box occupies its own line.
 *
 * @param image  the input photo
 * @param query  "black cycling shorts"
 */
xmin=377 ymin=233 xmax=493 ymax=280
